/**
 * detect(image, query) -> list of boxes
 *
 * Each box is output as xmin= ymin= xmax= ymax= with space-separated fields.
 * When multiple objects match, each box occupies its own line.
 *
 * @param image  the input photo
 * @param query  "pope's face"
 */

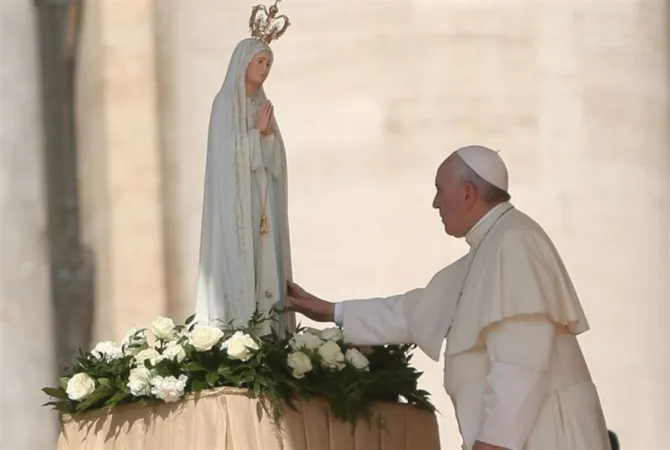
xmin=246 ymin=50 xmax=273 ymax=86
xmin=432 ymin=161 xmax=473 ymax=238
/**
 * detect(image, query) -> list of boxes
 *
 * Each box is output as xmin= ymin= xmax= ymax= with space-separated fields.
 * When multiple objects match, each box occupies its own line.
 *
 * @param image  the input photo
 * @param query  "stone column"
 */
xmin=75 ymin=0 xmax=167 ymax=343
xmin=0 ymin=1 xmax=56 ymax=448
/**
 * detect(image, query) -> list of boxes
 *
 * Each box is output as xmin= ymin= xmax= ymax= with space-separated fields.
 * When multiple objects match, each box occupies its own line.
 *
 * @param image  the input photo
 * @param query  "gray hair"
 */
xmin=448 ymin=154 xmax=511 ymax=204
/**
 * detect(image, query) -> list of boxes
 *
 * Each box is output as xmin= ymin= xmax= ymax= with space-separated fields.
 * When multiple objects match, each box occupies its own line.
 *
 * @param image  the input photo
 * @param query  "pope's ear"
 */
xmin=463 ymin=181 xmax=477 ymax=201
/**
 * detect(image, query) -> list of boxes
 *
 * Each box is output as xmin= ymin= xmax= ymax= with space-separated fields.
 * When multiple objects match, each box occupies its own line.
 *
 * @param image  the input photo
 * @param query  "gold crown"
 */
xmin=249 ymin=0 xmax=290 ymax=44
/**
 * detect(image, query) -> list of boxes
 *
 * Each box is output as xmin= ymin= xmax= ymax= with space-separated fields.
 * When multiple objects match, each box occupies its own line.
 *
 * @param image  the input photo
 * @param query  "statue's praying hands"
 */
xmin=254 ymin=100 xmax=274 ymax=135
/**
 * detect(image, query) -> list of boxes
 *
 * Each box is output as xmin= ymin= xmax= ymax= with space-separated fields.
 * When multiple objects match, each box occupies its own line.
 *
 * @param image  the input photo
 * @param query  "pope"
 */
xmin=288 ymin=145 xmax=611 ymax=450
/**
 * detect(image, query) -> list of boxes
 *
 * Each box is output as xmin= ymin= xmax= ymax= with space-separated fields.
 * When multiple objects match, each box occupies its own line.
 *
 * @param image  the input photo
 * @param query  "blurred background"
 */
xmin=1 ymin=0 xmax=668 ymax=448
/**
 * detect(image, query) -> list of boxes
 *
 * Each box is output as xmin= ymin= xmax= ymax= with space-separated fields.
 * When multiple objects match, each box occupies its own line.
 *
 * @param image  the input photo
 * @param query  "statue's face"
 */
xmin=246 ymin=50 xmax=273 ymax=86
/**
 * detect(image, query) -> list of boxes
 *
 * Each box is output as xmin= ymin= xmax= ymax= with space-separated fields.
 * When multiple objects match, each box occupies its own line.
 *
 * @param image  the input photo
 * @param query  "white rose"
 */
xmin=91 ymin=341 xmax=124 ymax=362
xmin=189 ymin=325 xmax=223 ymax=352
xmin=66 ymin=373 xmax=96 ymax=401
xmin=127 ymin=367 xmax=152 ymax=396
xmin=163 ymin=341 xmax=186 ymax=363
xmin=304 ymin=327 xmax=322 ymax=336
xmin=122 ymin=328 xmax=148 ymax=355
xmin=134 ymin=348 xmax=165 ymax=366
xmin=319 ymin=327 xmax=343 ymax=342
xmin=317 ymin=341 xmax=345 ymax=370
xmin=151 ymin=317 xmax=176 ymax=340
xmin=150 ymin=374 xmax=188 ymax=403
xmin=223 ymin=331 xmax=260 ymax=361
xmin=290 ymin=333 xmax=324 ymax=351
xmin=345 ymin=348 xmax=370 ymax=370
xmin=287 ymin=351 xmax=313 ymax=379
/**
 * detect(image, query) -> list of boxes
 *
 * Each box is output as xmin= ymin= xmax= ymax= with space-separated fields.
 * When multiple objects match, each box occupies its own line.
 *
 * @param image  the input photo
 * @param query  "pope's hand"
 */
xmin=287 ymin=280 xmax=335 ymax=323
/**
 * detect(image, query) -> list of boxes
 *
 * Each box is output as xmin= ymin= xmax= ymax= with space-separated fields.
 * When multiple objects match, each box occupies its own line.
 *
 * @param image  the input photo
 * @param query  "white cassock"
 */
xmin=335 ymin=202 xmax=611 ymax=450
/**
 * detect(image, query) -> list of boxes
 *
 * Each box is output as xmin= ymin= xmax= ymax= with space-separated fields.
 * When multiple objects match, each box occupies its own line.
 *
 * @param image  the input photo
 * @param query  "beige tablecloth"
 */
xmin=57 ymin=387 xmax=441 ymax=450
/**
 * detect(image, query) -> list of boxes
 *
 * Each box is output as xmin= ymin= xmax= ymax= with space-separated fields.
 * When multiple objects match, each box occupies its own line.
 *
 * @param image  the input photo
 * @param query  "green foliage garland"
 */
xmin=43 ymin=310 xmax=435 ymax=427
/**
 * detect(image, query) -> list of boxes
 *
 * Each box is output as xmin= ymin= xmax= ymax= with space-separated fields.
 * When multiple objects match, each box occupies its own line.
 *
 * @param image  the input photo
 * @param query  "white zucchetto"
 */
xmin=455 ymin=145 xmax=509 ymax=192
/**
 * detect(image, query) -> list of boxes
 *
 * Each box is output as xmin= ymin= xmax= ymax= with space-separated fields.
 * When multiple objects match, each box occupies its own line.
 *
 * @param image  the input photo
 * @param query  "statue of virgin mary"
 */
xmin=194 ymin=5 xmax=295 ymax=337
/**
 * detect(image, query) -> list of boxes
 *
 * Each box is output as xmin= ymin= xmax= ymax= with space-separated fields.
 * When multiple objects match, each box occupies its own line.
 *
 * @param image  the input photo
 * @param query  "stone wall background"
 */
xmin=2 ymin=0 xmax=668 ymax=448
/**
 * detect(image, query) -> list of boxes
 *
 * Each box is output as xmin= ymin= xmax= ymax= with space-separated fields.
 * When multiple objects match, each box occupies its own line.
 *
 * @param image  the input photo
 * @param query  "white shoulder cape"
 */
xmin=446 ymin=208 xmax=590 ymax=356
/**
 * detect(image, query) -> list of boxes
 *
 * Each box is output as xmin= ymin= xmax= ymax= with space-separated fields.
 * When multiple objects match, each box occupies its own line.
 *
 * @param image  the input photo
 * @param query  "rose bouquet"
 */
xmin=43 ymin=311 xmax=434 ymax=425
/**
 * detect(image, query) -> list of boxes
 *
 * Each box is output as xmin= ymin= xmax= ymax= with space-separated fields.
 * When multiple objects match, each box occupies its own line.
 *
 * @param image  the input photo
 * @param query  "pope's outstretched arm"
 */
xmin=287 ymin=281 xmax=413 ymax=345
xmin=287 ymin=262 xmax=462 ymax=359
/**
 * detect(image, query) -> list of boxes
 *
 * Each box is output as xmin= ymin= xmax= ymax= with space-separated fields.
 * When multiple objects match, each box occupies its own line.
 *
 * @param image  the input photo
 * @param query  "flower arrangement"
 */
xmin=43 ymin=311 xmax=434 ymax=425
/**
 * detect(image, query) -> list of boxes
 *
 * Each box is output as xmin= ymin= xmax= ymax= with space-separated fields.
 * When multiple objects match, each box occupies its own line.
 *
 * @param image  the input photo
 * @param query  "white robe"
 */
xmin=337 ymin=203 xmax=610 ymax=450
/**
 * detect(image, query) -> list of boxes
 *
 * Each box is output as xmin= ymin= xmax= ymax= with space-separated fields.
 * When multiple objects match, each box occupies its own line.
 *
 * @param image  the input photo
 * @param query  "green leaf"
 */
xmin=182 ymin=361 xmax=207 ymax=372
xmin=43 ymin=400 xmax=60 ymax=406
xmin=105 ymin=391 xmax=130 ymax=408
xmin=206 ymin=372 xmax=220 ymax=387
xmin=185 ymin=314 xmax=196 ymax=325
xmin=75 ymin=389 xmax=113 ymax=412
xmin=217 ymin=365 xmax=233 ymax=378
xmin=58 ymin=377 xmax=70 ymax=390
xmin=43 ymin=401 xmax=74 ymax=413
xmin=43 ymin=387 xmax=69 ymax=400
xmin=192 ymin=380 xmax=208 ymax=392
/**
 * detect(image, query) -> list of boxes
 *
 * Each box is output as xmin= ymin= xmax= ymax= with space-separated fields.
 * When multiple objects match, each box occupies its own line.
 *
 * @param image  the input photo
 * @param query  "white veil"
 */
xmin=195 ymin=38 xmax=275 ymax=326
